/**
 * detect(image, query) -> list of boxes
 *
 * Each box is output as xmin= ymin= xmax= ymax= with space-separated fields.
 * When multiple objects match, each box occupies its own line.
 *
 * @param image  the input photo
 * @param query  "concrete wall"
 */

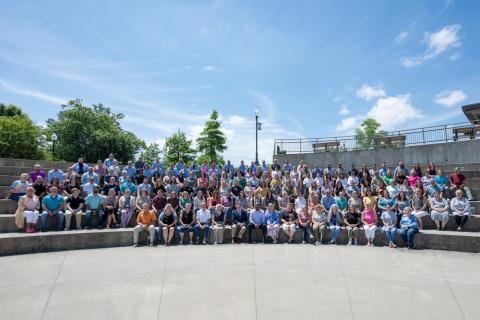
xmin=274 ymin=139 xmax=480 ymax=167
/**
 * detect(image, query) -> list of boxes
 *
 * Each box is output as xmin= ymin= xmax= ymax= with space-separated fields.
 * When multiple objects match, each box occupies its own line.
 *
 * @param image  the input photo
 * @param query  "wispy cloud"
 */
xmin=402 ymin=24 xmax=461 ymax=67
xmin=0 ymin=78 xmax=67 ymax=105
xmin=203 ymin=65 xmax=225 ymax=72
xmin=395 ymin=31 xmax=408 ymax=43
xmin=339 ymin=104 xmax=350 ymax=115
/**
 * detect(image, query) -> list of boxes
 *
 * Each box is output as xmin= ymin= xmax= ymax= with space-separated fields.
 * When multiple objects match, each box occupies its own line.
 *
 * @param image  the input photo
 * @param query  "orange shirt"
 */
xmin=137 ymin=210 xmax=157 ymax=225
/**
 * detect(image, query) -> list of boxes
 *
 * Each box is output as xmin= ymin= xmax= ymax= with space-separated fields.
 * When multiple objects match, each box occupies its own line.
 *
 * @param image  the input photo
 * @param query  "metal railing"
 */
xmin=273 ymin=122 xmax=480 ymax=155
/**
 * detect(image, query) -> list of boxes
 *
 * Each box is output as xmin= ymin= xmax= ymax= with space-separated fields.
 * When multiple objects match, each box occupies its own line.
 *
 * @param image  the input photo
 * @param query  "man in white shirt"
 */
xmin=82 ymin=177 xmax=98 ymax=196
xmin=195 ymin=203 xmax=212 ymax=244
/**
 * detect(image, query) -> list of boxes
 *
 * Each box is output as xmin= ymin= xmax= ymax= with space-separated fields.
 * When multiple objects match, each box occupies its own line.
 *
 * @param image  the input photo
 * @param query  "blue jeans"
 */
xmin=177 ymin=225 xmax=195 ymax=233
xmin=40 ymin=211 xmax=65 ymax=231
xmin=299 ymin=225 xmax=312 ymax=241
xmin=399 ymin=227 xmax=418 ymax=246
xmin=383 ymin=226 xmax=397 ymax=243
xmin=328 ymin=225 xmax=340 ymax=241
xmin=194 ymin=223 xmax=210 ymax=241
xmin=85 ymin=210 xmax=104 ymax=228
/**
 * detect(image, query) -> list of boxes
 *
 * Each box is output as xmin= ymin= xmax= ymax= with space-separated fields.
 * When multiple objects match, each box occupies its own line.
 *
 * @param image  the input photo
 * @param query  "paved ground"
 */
xmin=0 ymin=244 xmax=479 ymax=320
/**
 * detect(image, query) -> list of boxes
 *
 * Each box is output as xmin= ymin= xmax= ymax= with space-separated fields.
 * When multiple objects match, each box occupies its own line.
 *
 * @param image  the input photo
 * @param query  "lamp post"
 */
xmin=255 ymin=108 xmax=261 ymax=165
xmin=51 ymin=133 xmax=58 ymax=157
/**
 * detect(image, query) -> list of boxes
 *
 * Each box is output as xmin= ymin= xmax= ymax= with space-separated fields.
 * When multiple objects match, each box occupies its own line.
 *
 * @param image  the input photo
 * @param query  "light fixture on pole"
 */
xmin=255 ymin=108 xmax=261 ymax=165
xmin=51 ymin=133 xmax=58 ymax=156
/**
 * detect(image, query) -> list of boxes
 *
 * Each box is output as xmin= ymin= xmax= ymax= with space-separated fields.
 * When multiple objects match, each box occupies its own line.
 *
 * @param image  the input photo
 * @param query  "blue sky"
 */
xmin=1 ymin=0 xmax=479 ymax=163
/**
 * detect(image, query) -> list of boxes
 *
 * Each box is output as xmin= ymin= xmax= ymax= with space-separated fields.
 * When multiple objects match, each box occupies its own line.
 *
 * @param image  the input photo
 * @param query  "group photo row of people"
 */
xmin=8 ymin=154 xmax=474 ymax=249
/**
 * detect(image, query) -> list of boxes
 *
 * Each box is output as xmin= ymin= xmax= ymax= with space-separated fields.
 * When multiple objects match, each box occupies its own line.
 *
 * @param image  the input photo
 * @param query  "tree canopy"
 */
xmin=354 ymin=118 xmax=386 ymax=149
xmin=141 ymin=143 xmax=163 ymax=164
xmin=196 ymin=110 xmax=227 ymax=164
xmin=163 ymin=130 xmax=196 ymax=165
xmin=0 ymin=104 xmax=43 ymax=159
xmin=46 ymin=99 xmax=144 ymax=163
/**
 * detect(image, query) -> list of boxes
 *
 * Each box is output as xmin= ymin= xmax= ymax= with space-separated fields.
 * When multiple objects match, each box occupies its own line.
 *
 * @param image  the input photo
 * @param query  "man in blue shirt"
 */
xmin=261 ymin=160 xmax=267 ymax=173
xmin=137 ymin=178 xmax=152 ymax=194
xmin=321 ymin=190 xmax=336 ymax=210
xmin=85 ymin=186 xmax=105 ymax=229
xmin=166 ymin=164 xmax=178 ymax=177
xmin=379 ymin=162 xmax=388 ymax=178
xmin=47 ymin=163 xmax=64 ymax=184
xmin=283 ymin=160 xmax=292 ymax=173
xmin=223 ymin=160 xmax=235 ymax=178
xmin=189 ymin=160 xmax=198 ymax=173
xmin=311 ymin=163 xmax=323 ymax=179
xmin=175 ymin=158 xmax=185 ymax=172
xmin=104 ymin=153 xmax=116 ymax=168
xmin=40 ymin=187 xmax=65 ymax=231
xmin=248 ymin=202 xmax=266 ymax=243
xmin=152 ymin=158 xmax=163 ymax=174
xmin=81 ymin=167 xmax=100 ymax=185
xmin=72 ymin=158 xmax=89 ymax=176
xmin=123 ymin=161 xmax=136 ymax=178
xmin=239 ymin=160 xmax=246 ymax=174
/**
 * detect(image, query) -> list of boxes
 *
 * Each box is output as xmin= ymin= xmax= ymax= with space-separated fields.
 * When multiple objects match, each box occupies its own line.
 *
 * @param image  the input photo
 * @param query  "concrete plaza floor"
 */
xmin=0 ymin=244 xmax=479 ymax=320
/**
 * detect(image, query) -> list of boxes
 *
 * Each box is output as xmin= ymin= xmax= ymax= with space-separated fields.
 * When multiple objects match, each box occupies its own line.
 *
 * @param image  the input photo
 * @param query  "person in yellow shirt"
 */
xmin=133 ymin=203 xmax=157 ymax=247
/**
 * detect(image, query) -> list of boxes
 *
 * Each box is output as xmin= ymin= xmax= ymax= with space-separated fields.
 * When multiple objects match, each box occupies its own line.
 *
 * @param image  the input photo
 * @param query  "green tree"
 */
xmin=141 ymin=143 xmax=162 ymax=164
xmin=0 ymin=103 xmax=25 ymax=117
xmin=46 ymin=99 xmax=144 ymax=163
xmin=355 ymin=118 xmax=386 ymax=149
xmin=0 ymin=104 xmax=43 ymax=159
xmin=163 ymin=130 xmax=196 ymax=165
xmin=196 ymin=110 xmax=227 ymax=164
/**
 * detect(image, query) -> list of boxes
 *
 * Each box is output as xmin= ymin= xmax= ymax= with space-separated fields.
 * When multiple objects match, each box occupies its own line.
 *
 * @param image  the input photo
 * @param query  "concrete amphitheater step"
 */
xmin=0 ymin=166 xmax=70 ymax=177
xmin=0 ymin=227 xmax=479 ymax=256
xmin=0 ymin=158 xmax=74 ymax=168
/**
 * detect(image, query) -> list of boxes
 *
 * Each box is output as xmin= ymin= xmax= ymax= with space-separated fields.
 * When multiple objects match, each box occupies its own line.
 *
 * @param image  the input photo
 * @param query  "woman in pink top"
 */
xmin=361 ymin=203 xmax=377 ymax=246
xmin=406 ymin=169 xmax=420 ymax=187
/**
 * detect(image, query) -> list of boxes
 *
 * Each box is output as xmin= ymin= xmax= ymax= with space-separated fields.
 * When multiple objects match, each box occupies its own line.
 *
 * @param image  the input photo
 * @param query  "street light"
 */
xmin=51 ymin=133 xmax=58 ymax=156
xmin=255 ymin=108 xmax=261 ymax=165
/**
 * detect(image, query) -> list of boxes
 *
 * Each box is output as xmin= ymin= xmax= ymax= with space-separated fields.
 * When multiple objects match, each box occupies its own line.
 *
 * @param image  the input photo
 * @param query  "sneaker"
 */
xmin=302 ymin=240 xmax=306 ymax=244
xmin=457 ymin=227 xmax=462 ymax=232
xmin=314 ymin=241 xmax=319 ymax=245
xmin=203 ymin=239 xmax=207 ymax=245
xmin=149 ymin=242 xmax=154 ymax=247
xmin=347 ymin=241 xmax=352 ymax=246
xmin=214 ymin=241 xmax=217 ymax=245
xmin=328 ymin=240 xmax=335 ymax=244
xmin=190 ymin=241 xmax=193 ymax=245
xmin=354 ymin=239 xmax=358 ymax=246
xmin=133 ymin=243 xmax=138 ymax=247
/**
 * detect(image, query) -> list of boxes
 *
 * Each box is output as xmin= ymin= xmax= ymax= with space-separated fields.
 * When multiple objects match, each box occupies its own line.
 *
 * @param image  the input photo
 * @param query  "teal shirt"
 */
xmin=42 ymin=194 xmax=65 ymax=211
xmin=335 ymin=197 xmax=348 ymax=210
xmin=86 ymin=194 xmax=104 ymax=209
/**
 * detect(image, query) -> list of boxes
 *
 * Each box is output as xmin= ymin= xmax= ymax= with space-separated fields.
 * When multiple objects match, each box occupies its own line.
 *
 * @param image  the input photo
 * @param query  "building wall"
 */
xmin=273 ymin=139 xmax=480 ymax=167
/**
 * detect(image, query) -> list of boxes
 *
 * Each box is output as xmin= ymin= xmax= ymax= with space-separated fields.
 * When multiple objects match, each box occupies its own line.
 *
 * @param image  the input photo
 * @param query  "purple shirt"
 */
xmin=29 ymin=170 xmax=45 ymax=182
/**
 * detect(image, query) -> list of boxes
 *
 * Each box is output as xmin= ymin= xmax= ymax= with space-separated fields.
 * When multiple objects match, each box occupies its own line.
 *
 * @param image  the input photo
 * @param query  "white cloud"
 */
xmin=402 ymin=24 xmax=461 ymax=67
xmin=203 ymin=65 xmax=225 ymax=72
xmin=395 ymin=31 xmax=408 ymax=42
xmin=434 ymin=90 xmax=467 ymax=107
xmin=449 ymin=53 xmax=460 ymax=61
xmin=365 ymin=94 xmax=424 ymax=130
xmin=339 ymin=104 xmax=350 ymax=115
xmin=0 ymin=78 xmax=67 ymax=105
xmin=336 ymin=116 xmax=361 ymax=133
xmin=226 ymin=115 xmax=247 ymax=126
xmin=356 ymin=84 xmax=386 ymax=101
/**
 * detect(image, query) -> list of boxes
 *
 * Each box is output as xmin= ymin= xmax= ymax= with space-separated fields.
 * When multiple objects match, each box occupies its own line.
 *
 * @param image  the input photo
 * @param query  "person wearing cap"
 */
xmin=429 ymin=191 xmax=449 ymax=231
xmin=40 ymin=187 xmax=65 ymax=231
xmin=248 ymin=201 xmax=266 ymax=243
xmin=29 ymin=164 xmax=45 ymax=183
xmin=84 ymin=186 xmax=105 ymax=229
xmin=133 ymin=203 xmax=157 ymax=247
xmin=64 ymin=188 xmax=85 ymax=230
xmin=449 ymin=167 xmax=474 ymax=201
xmin=450 ymin=189 xmax=471 ymax=231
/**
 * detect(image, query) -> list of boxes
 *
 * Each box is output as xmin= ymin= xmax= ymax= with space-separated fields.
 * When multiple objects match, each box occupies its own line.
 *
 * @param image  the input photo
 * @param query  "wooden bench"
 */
xmin=374 ymin=135 xmax=406 ymax=148
xmin=452 ymin=126 xmax=480 ymax=141
xmin=312 ymin=141 xmax=340 ymax=152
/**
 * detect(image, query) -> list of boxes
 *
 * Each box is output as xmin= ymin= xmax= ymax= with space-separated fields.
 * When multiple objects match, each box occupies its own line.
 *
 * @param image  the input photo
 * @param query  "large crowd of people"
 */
xmin=8 ymin=154 xmax=475 ymax=249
